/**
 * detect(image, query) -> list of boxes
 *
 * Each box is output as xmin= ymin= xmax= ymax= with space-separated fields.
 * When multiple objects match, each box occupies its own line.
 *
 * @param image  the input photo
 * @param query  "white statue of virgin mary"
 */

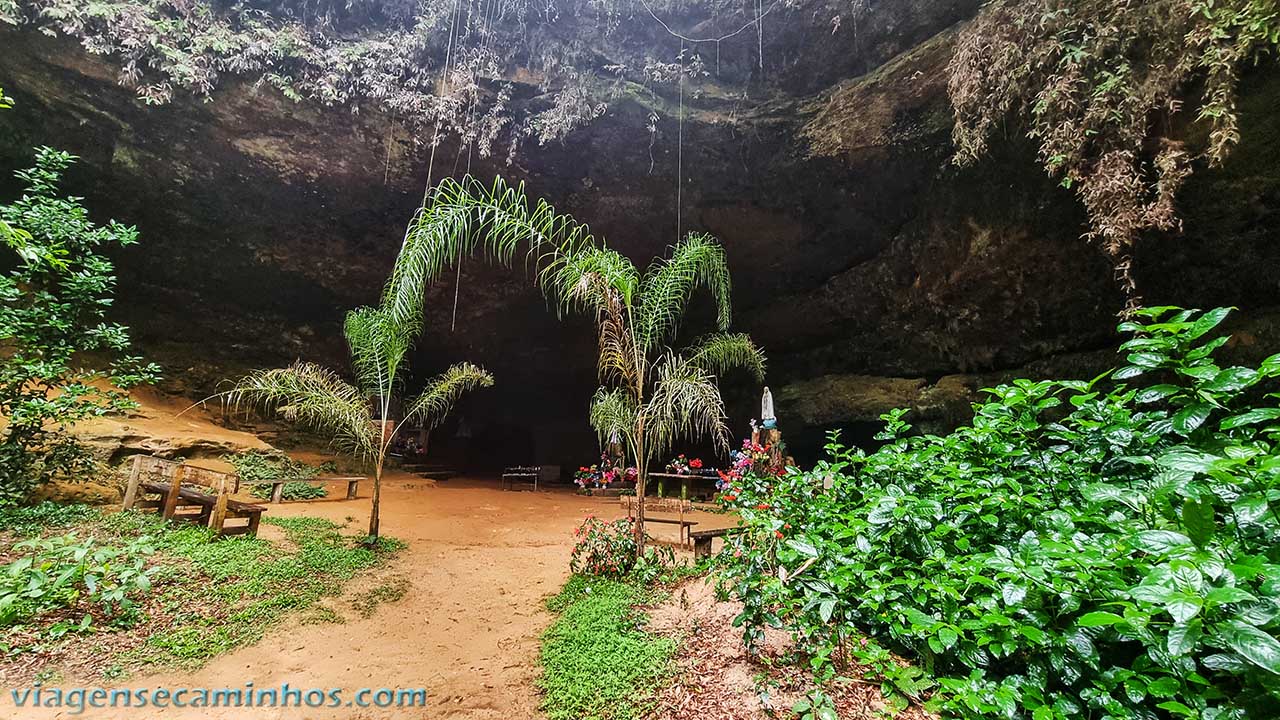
xmin=761 ymin=386 xmax=777 ymax=429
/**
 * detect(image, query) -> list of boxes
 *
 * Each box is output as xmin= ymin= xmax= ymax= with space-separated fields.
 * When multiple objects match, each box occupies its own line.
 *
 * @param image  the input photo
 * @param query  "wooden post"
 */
xmin=346 ymin=479 xmax=358 ymax=500
xmin=207 ymin=475 xmax=229 ymax=535
xmin=122 ymin=455 xmax=144 ymax=510
xmin=161 ymin=465 xmax=185 ymax=521
xmin=271 ymin=481 xmax=284 ymax=504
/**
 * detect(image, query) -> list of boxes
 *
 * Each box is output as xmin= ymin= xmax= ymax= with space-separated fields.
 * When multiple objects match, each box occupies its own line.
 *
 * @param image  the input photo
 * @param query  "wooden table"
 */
xmin=648 ymin=472 xmax=718 ymax=499
xmin=501 ymin=466 xmax=541 ymax=491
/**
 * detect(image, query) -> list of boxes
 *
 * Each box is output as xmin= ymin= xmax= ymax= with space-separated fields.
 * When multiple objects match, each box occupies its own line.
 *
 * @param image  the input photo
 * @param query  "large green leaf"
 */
xmin=1133 ymin=530 xmax=1193 ymax=556
xmin=1181 ymin=498 xmax=1216 ymax=548
xmin=1172 ymin=403 xmax=1212 ymax=436
xmin=1220 ymin=407 xmax=1280 ymax=429
xmin=1077 ymin=611 xmax=1125 ymax=627
xmin=1167 ymin=619 xmax=1201 ymax=656
xmin=1224 ymin=620 xmax=1280 ymax=674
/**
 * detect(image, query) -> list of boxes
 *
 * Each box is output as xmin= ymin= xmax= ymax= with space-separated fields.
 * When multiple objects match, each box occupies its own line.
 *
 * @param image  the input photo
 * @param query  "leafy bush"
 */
xmin=718 ymin=308 xmax=1280 ymax=719
xmin=0 ymin=533 xmax=158 ymax=628
xmin=570 ymin=517 xmax=640 ymax=578
xmin=0 ymin=147 xmax=160 ymax=504
xmin=249 ymin=481 xmax=327 ymax=501
xmin=226 ymin=451 xmax=330 ymax=501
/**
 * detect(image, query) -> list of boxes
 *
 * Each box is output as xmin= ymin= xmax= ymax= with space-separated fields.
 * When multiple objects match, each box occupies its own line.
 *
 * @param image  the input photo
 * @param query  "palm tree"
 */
xmin=229 ymin=297 xmax=492 ymax=540
xmin=385 ymin=176 xmax=765 ymax=549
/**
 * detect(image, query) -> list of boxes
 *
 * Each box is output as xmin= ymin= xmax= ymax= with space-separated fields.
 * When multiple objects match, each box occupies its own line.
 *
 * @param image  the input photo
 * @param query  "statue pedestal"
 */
xmin=751 ymin=427 xmax=785 ymax=472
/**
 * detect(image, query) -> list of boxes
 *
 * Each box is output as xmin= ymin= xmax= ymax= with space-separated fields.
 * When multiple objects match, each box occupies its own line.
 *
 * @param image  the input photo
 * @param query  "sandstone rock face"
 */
xmin=70 ymin=391 xmax=271 ymax=467
xmin=1 ymin=3 xmax=1278 ymax=464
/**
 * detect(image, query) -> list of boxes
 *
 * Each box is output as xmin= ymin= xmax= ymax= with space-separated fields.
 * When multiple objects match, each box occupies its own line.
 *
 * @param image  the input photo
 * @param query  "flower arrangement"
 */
xmin=665 ymin=454 xmax=703 ymax=475
xmin=716 ymin=438 xmax=784 ymax=501
xmin=570 ymin=516 xmax=639 ymax=578
xmin=574 ymin=465 xmax=600 ymax=488
xmin=575 ymin=457 xmax=638 ymax=489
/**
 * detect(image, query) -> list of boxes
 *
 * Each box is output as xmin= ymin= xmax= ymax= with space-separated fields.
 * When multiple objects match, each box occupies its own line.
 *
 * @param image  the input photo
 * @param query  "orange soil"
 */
xmin=5 ymin=471 xmax=739 ymax=720
xmin=4 ymin=392 xmax=745 ymax=719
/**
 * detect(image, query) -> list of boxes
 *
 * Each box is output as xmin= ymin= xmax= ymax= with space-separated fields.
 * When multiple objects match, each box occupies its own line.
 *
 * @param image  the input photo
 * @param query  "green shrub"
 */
xmin=0 ymin=533 xmax=158 ymax=628
xmin=0 ymin=148 xmax=159 ymax=504
xmin=570 ymin=517 xmax=640 ymax=578
xmin=226 ymin=451 xmax=330 ymax=501
xmin=718 ymin=307 xmax=1280 ymax=719
xmin=249 ymin=481 xmax=327 ymax=501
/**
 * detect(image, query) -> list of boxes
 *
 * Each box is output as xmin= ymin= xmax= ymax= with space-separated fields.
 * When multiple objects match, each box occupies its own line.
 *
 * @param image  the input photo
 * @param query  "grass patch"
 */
xmin=538 ymin=575 xmax=676 ymax=720
xmin=351 ymin=575 xmax=411 ymax=618
xmin=1 ymin=504 xmax=403 ymax=680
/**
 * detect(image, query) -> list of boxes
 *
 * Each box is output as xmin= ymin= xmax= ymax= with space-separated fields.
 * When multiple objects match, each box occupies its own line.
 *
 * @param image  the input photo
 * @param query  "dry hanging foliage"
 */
xmin=948 ymin=0 xmax=1280 ymax=304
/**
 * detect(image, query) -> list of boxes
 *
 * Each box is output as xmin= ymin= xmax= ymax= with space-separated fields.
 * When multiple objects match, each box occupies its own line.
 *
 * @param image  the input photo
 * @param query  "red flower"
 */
xmin=774 ymin=530 xmax=784 ymax=539
xmin=756 ymin=503 xmax=770 ymax=510
xmin=690 ymin=458 xmax=703 ymax=469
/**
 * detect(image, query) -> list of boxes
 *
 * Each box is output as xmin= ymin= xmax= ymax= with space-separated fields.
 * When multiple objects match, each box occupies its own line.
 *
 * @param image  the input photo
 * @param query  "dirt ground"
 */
xmin=4 ymin=467 xmax=742 ymax=720
xmin=648 ymin=581 xmax=927 ymax=720
xmin=3 ymin=390 xmax=746 ymax=719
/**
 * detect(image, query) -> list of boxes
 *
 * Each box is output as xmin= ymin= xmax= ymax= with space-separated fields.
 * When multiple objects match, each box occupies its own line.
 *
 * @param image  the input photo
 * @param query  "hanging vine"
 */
xmin=0 ymin=0 xmax=796 ymax=165
xmin=948 ymin=0 xmax=1280 ymax=309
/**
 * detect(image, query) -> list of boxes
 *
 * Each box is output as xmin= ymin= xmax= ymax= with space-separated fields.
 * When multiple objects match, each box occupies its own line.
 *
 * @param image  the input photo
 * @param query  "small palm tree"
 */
xmin=229 ymin=298 xmax=492 ymax=540
xmin=387 ymin=177 xmax=764 ymax=549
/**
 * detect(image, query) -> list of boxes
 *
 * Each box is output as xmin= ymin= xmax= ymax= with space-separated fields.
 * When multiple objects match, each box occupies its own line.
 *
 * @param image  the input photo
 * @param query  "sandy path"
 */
xmin=5 ymin=475 xmax=635 ymax=719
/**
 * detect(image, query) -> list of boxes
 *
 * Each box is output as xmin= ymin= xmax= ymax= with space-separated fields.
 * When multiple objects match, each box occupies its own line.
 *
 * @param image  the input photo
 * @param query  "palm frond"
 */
xmin=383 ymin=176 xmax=598 ymax=327
xmin=635 ymin=232 xmax=732 ymax=353
xmin=227 ymin=362 xmax=376 ymax=458
xmin=641 ymin=353 xmax=730 ymax=463
xmin=402 ymin=362 xmax=495 ymax=429
xmin=588 ymin=386 xmax=637 ymax=452
xmin=344 ymin=306 xmax=415 ymax=396
xmin=686 ymin=332 xmax=766 ymax=382
xmin=543 ymin=245 xmax=640 ymax=317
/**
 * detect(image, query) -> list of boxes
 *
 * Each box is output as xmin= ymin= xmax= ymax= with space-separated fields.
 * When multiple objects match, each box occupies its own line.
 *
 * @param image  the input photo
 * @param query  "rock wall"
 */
xmin=1 ymin=2 xmax=1278 ymax=464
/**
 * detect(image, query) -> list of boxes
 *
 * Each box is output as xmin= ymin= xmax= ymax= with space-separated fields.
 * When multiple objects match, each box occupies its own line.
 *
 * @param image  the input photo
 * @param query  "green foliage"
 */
xmin=0 ymin=532 xmax=158 ymax=628
xmin=0 ymin=147 xmax=160 ymax=505
xmin=951 ymin=0 xmax=1280 ymax=273
xmin=250 ymin=481 xmax=327 ymax=501
xmin=225 ymin=450 xmax=332 ymax=500
xmin=0 ymin=501 xmax=96 ymax=535
xmin=225 ymin=450 xmax=324 ymax=483
xmin=103 ymin=511 xmax=402 ymax=667
xmin=718 ymin=307 xmax=1280 ymax=719
xmin=539 ymin=575 xmax=675 ymax=720
xmin=571 ymin=517 xmax=641 ymax=578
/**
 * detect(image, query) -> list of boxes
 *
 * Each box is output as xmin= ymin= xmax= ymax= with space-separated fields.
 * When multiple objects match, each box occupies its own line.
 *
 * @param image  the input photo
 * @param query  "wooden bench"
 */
xmin=260 ymin=475 xmax=362 ymax=503
xmin=501 ymin=466 xmax=541 ymax=491
xmin=621 ymin=495 xmax=698 ymax=546
xmin=401 ymin=462 xmax=459 ymax=481
xmin=122 ymin=455 xmax=266 ymax=537
xmin=690 ymin=527 xmax=737 ymax=560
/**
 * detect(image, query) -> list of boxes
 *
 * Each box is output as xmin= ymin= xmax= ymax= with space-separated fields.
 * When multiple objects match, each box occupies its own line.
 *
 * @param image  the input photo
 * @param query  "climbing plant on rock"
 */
xmin=949 ymin=0 xmax=1280 ymax=306
xmin=0 ymin=0 xmax=776 ymax=162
